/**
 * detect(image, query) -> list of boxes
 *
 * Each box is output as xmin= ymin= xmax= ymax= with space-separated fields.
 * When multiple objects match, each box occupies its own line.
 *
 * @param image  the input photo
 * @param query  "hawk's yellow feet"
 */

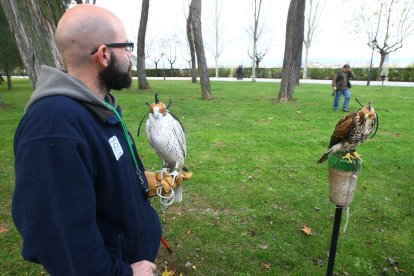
xmin=352 ymin=151 xmax=363 ymax=163
xmin=342 ymin=153 xmax=355 ymax=163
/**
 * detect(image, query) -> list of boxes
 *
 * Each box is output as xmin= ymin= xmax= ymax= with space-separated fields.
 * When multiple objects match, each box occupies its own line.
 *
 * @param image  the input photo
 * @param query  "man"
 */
xmin=12 ymin=5 xmax=161 ymax=275
xmin=236 ymin=65 xmax=244 ymax=80
xmin=332 ymin=64 xmax=356 ymax=112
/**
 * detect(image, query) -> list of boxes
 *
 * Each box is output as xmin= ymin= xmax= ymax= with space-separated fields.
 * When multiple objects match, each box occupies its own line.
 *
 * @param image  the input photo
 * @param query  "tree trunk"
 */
xmin=303 ymin=44 xmax=310 ymax=79
xmin=251 ymin=0 xmax=263 ymax=82
xmin=0 ymin=95 xmax=4 ymax=108
xmin=0 ymin=0 xmax=65 ymax=88
xmin=191 ymin=0 xmax=212 ymax=100
xmin=215 ymin=57 xmax=219 ymax=78
xmin=5 ymin=63 xmax=12 ymax=90
xmin=252 ymin=39 xmax=256 ymax=81
xmin=278 ymin=0 xmax=305 ymax=103
xmin=376 ymin=51 xmax=386 ymax=81
xmin=187 ymin=4 xmax=197 ymax=83
xmin=154 ymin=62 xmax=158 ymax=77
xmin=137 ymin=0 xmax=150 ymax=90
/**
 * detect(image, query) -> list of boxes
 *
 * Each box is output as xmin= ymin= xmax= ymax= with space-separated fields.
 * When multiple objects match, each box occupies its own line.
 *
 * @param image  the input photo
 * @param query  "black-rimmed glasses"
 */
xmin=90 ymin=42 xmax=134 ymax=55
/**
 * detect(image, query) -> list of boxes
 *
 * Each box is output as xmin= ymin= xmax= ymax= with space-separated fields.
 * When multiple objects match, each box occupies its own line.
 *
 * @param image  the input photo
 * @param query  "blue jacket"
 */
xmin=13 ymin=66 xmax=161 ymax=275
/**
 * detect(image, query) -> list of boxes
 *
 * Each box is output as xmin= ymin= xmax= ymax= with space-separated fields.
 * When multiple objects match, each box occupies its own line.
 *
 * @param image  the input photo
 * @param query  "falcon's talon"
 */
xmin=169 ymin=170 xmax=179 ymax=187
xmin=342 ymin=153 xmax=354 ymax=164
xmin=352 ymin=152 xmax=363 ymax=163
xmin=160 ymin=167 xmax=168 ymax=181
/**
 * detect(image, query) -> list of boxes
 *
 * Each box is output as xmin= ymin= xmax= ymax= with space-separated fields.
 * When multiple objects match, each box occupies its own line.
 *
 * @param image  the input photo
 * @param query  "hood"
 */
xmin=25 ymin=65 xmax=117 ymax=114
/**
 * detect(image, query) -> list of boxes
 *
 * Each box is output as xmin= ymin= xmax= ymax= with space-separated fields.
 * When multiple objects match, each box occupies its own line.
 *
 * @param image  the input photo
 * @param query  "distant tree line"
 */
xmin=133 ymin=67 xmax=414 ymax=82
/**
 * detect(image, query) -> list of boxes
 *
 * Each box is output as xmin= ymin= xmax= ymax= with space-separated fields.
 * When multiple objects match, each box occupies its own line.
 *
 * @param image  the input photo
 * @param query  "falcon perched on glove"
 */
xmin=144 ymin=94 xmax=188 ymax=205
xmin=318 ymin=103 xmax=378 ymax=164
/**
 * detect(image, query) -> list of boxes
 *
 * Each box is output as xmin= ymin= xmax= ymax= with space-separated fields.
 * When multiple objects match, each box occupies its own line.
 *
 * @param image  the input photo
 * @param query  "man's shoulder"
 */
xmin=24 ymin=95 xmax=95 ymax=129
xmin=30 ymin=95 xmax=88 ymax=115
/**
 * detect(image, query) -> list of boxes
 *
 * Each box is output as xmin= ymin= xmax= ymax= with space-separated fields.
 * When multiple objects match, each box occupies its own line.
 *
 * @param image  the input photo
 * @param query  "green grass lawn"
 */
xmin=1 ymin=78 xmax=413 ymax=275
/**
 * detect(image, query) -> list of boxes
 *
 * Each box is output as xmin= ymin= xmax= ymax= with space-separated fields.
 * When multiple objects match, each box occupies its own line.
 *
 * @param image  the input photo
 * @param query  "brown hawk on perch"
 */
xmin=318 ymin=103 xmax=378 ymax=164
xmin=145 ymin=94 xmax=187 ymax=204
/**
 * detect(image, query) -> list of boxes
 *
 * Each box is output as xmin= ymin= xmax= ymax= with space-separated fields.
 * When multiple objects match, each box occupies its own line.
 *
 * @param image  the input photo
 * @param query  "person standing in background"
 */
xmin=332 ymin=64 xmax=356 ymax=112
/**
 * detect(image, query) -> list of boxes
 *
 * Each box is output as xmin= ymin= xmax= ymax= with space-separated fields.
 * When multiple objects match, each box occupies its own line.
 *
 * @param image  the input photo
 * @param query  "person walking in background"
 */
xmin=332 ymin=64 xmax=356 ymax=112
xmin=0 ymin=72 xmax=4 ymax=84
xmin=236 ymin=65 xmax=244 ymax=80
xmin=12 ymin=5 xmax=161 ymax=275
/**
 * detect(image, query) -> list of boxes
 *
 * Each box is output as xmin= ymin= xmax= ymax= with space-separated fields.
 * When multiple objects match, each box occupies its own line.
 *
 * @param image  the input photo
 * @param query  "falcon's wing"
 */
xmin=146 ymin=117 xmax=173 ymax=166
xmin=170 ymin=117 xmax=186 ymax=159
xmin=145 ymin=119 xmax=156 ymax=149
xmin=328 ymin=113 xmax=355 ymax=148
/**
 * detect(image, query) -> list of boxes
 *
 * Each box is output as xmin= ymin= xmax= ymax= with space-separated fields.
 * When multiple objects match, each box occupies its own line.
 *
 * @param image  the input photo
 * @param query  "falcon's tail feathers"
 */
xmin=317 ymin=150 xmax=331 ymax=164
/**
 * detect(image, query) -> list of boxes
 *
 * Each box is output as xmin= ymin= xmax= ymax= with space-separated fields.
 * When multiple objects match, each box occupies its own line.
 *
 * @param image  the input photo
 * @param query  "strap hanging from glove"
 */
xmin=144 ymin=171 xmax=192 ymax=199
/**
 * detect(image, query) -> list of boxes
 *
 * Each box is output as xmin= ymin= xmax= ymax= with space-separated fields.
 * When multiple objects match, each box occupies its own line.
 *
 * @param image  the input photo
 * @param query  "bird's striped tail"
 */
xmin=317 ymin=150 xmax=331 ymax=164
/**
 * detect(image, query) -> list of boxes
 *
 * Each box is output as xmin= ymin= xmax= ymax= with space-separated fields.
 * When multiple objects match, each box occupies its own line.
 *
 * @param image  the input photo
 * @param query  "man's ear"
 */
xmin=97 ymin=45 xmax=111 ymax=67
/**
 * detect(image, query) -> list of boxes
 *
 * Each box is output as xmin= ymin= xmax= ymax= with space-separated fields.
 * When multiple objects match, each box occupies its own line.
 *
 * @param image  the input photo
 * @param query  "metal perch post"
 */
xmin=326 ymin=206 xmax=343 ymax=276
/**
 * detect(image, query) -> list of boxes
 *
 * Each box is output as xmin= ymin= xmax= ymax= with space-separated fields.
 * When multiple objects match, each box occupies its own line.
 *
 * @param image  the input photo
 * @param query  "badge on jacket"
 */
xmin=109 ymin=136 xmax=124 ymax=161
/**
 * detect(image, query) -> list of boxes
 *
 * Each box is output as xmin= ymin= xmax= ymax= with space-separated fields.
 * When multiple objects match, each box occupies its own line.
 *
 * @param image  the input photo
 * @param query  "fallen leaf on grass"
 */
xmin=258 ymin=244 xmax=268 ymax=250
xmin=185 ymin=261 xmax=196 ymax=270
xmin=386 ymin=257 xmax=398 ymax=266
xmin=161 ymin=268 xmax=176 ymax=276
xmin=385 ymin=257 xmax=405 ymax=274
xmin=312 ymin=258 xmax=324 ymax=266
xmin=261 ymin=262 xmax=272 ymax=270
xmin=0 ymin=225 xmax=9 ymax=234
xmin=393 ymin=266 xmax=405 ymax=273
xmin=301 ymin=225 xmax=312 ymax=236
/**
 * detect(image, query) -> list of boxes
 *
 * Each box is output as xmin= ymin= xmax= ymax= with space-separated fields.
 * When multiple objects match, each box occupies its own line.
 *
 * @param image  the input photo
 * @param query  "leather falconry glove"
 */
xmin=144 ymin=171 xmax=192 ymax=198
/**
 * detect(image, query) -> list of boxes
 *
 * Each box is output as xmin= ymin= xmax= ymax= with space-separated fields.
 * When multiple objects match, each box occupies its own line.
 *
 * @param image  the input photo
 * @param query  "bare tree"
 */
xmin=145 ymin=36 xmax=163 ymax=77
xmin=181 ymin=48 xmax=192 ymax=77
xmin=303 ymin=0 xmax=325 ymax=79
xmin=151 ymin=55 xmax=162 ymax=77
xmin=148 ymin=41 xmax=162 ymax=77
xmin=0 ymin=0 xmax=67 ymax=87
xmin=247 ymin=41 xmax=271 ymax=78
xmin=190 ymin=0 xmax=211 ymax=100
xmin=137 ymin=0 xmax=150 ymax=90
xmin=246 ymin=0 xmax=266 ymax=82
xmin=204 ymin=0 xmax=227 ymax=78
xmin=355 ymin=0 xmax=414 ymax=80
xmin=166 ymin=45 xmax=177 ymax=77
xmin=187 ymin=2 xmax=197 ymax=83
xmin=278 ymin=0 xmax=306 ymax=103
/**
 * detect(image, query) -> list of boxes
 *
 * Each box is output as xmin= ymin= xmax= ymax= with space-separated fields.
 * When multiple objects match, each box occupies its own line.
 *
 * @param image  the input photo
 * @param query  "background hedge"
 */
xmin=133 ymin=66 xmax=413 ymax=82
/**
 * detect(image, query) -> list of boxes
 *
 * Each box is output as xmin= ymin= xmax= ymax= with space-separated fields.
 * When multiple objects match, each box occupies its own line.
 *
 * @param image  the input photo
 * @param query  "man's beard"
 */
xmin=99 ymin=54 xmax=132 ymax=91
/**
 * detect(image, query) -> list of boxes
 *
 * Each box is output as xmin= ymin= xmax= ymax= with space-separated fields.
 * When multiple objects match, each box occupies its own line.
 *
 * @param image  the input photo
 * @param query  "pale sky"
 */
xmin=85 ymin=0 xmax=414 ymax=68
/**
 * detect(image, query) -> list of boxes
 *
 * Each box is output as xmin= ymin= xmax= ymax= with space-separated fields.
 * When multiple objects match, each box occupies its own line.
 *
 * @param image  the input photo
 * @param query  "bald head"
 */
xmin=55 ymin=5 xmax=126 ymax=67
